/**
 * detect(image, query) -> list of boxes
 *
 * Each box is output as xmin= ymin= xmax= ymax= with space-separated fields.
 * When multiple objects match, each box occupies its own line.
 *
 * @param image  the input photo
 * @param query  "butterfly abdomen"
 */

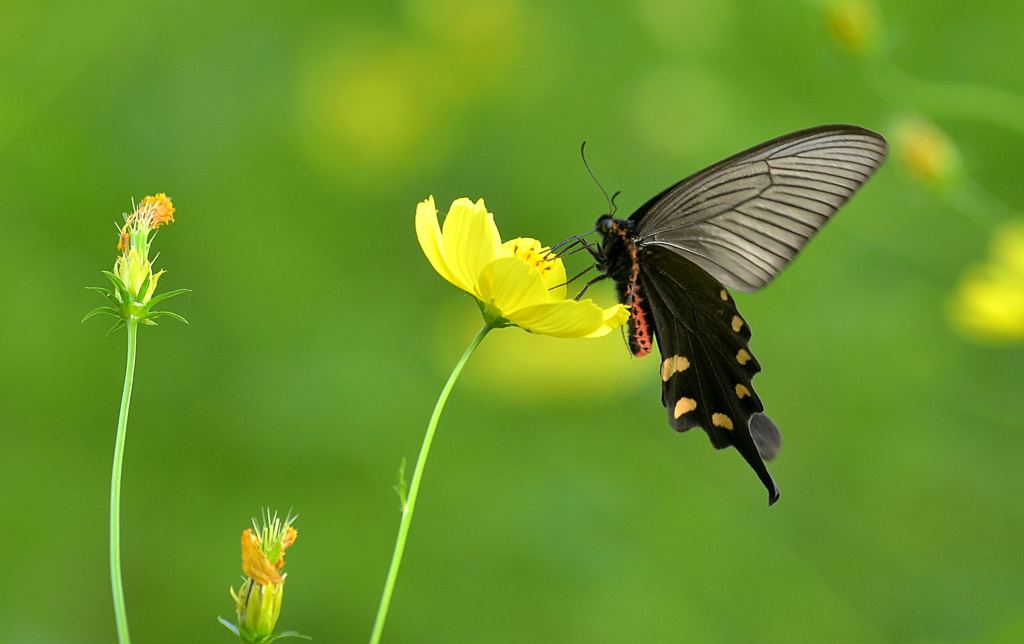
xmin=599 ymin=216 xmax=655 ymax=358
xmin=625 ymin=281 xmax=654 ymax=357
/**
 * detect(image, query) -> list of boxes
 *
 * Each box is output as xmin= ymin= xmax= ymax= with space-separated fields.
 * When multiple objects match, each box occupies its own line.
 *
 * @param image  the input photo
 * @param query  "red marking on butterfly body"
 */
xmin=627 ymin=278 xmax=653 ymax=358
xmin=607 ymin=222 xmax=653 ymax=359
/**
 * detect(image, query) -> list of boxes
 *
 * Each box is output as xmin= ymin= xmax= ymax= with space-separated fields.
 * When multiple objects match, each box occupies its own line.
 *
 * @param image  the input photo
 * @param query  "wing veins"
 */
xmin=704 ymin=220 xmax=789 ymax=258
xmin=763 ymin=187 xmax=841 ymax=210
xmin=773 ymin=157 xmax=876 ymax=175
xmin=738 ymin=200 xmax=825 ymax=232
xmin=794 ymin=150 xmax=884 ymax=167
xmin=656 ymin=179 xmax=764 ymax=214
xmin=771 ymin=170 xmax=866 ymax=194
xmin=724 ymin=216 xmax=806 ymax=252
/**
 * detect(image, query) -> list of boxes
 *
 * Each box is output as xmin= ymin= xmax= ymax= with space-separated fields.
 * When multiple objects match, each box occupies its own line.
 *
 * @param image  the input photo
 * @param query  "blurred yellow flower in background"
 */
xmin=951 ymin=222 xmax=1024 ymax=342
xmin=894 ymin=119 xmax=962 ymax=187
xmin=416 ymin=196 xmax=628 ymax=338
xmin=826 ymin=0 xmax=882 ymax=57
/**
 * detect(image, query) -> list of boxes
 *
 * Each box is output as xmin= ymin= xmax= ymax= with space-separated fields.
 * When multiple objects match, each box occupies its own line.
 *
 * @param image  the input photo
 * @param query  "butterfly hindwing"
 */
xmin=638 ymin=245 xmax=780 ymax=503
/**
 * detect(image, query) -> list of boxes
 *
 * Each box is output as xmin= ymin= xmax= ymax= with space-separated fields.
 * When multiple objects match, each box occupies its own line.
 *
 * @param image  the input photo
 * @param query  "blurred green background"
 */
xmin=3 ymin=0 xmax=1024 ymax=642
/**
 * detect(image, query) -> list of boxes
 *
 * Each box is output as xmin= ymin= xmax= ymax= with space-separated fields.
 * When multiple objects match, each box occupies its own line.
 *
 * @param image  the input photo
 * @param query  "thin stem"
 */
xmin=110 ymin=320 xmax=137 ymax=644
xmin=369 ymin=321 xmax=495 ymax=644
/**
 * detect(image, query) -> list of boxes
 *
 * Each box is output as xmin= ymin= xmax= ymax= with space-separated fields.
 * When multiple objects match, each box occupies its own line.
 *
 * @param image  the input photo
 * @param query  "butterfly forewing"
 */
xmin=632 ymin=125 xmax=888 ymax=293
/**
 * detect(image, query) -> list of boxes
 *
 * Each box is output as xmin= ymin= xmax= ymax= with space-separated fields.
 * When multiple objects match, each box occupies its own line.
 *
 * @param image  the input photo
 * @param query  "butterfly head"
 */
xmin=595 ymin=214 xmax=633 ymax=237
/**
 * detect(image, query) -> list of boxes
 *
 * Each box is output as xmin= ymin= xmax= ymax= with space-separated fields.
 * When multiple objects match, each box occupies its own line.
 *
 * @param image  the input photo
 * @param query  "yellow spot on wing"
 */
xmin=720 ymin=289 xmax=728 ymax=301
xmin=674 ymin=397 xmax=697 ymax=418
xmin=660 ymin=355 xmax=690 ymax=381
xmin=712 ymin=413 xmax=734 ymax=430
xmin=731 ymin=315 xmax=743 ymax=332
xmin=736 ymin=349 xmax=752 ymax=365
xmin=735 ymin=384 xmax=751 ymax=399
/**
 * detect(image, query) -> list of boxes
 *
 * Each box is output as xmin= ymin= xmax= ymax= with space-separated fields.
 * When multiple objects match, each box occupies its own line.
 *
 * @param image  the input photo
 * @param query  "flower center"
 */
xmin=508 ymin=239 xmax=556 ymax=279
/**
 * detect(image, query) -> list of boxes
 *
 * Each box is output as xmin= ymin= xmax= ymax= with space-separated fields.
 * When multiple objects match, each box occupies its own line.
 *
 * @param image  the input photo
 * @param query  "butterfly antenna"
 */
xmin=581 ymin=141 xmax=614 ymax=216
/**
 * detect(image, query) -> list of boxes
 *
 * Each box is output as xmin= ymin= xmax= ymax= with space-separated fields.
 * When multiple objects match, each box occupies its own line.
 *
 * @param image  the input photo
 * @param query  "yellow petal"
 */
xmin=441 ymin=198 xmax=502 ymax=297
xmin=501 ymin=237 xmax=568 ymax=301
xmin=145 ymin=269 xmax=165 ymax=303
xmin=540 ymin=255 xmax=567 ymax=301
xmin=416 ymin=197 xmax=470 ymax=292
xmin=509 ymin=299 xmax=609 ymax=337
xmin=500 ymin=237 xmax=531 ymax=258
xmin=478 ymin=256 xmax=550 ymax=315
xmin=584 ymin=304 xmax=631 ymax=337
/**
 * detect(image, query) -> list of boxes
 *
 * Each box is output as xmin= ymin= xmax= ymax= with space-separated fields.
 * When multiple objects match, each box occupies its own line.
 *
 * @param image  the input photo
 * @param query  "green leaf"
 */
xmin=82 ymin=306 xmax=118 ymax=323
xmin=394 ymin=458 xmax=409 ymax=509
xmin=147 ymin=287 xmax=191 ymax=308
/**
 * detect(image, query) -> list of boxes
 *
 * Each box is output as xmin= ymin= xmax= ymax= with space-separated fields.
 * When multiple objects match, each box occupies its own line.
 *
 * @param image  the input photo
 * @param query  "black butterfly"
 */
xmin=593 ymin=125 xmax=887 ymax=505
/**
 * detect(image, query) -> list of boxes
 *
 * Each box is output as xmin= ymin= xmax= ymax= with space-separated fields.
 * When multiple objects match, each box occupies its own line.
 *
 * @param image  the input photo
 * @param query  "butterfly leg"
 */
xmin=573 ymin=272 xmax=609 ymax=301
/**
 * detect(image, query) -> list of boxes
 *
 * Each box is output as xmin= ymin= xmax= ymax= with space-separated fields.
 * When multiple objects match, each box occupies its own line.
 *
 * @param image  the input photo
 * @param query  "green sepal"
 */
xmin=476 ymin=299 xmax=514 ymax=329
xmin=86 ymin=286 xmax=120 ymax=306
xmin=148 ymin=310 xmax=189 ymax=324
xmin=87 ymin=271 xmax=188 ymax=330
xmin=270 ymin=632 xmax=312 ymax=641
xmin=82 ymin=306 xmax=118 ymax=322
xmin=102 ymin=270 xmax=131 ymax=303
xmin=218 ymin=617 xmax=311 ymax=643
xmin=218 ymin=617 xmax=241 ymax=637
xmin=147 ymin=287 xmax=190 ymax=308
xmin=138 ymin=272 xmax=151 ymax=302
xmin=106 ymin=319 xmax=127 ymax=336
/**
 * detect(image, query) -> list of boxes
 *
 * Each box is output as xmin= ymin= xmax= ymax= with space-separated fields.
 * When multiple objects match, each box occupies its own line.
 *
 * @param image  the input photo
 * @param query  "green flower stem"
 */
xmin=370 ymin=320 xmax=496 ymax=644
xmin=110 ymin=320 xmax=138 ymax=644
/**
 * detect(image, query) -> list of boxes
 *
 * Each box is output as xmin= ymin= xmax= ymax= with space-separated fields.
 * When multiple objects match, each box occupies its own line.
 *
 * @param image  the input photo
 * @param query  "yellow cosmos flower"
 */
xmin=951 ymin=222 xmax=1024 ymax=342
xmin=416 ymin=196 xmax=629 ymax=337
